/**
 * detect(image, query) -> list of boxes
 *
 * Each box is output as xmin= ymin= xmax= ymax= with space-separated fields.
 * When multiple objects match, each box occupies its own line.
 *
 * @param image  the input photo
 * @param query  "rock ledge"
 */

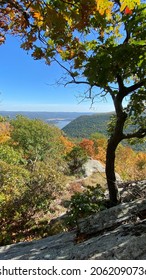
xmin=0 ymin=180 xmax=146 ymax=260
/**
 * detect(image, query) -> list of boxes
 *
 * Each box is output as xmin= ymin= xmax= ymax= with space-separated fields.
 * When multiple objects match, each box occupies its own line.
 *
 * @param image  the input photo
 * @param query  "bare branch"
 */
xmin=65 ymin=79 xmax=93 ymax=87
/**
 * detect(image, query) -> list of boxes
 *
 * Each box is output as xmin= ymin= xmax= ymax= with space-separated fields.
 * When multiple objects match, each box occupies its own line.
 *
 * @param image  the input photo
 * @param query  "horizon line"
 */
xmin=0 ymin=110 xmax=114 ymax=113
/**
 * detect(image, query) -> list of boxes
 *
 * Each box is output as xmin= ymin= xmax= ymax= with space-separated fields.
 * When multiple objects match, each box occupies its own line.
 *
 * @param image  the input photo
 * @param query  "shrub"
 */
xmin=0 ymin=144 xmax=26 ymax=165
xmin=79 ymin=138 xmax=96 ymax=158
xmin=10 ymin=115 xmax=64 ymax=162
xmin=30 ymin=160 xmax=66 ymax=212
xmin=0 ymin=158 xmax=66 ymax=245
xmin=0 ymin=160 xmax=31 ymax=224
xmin=65 ymin=184 xmax=105 ymax=227
xmin=65 ymin=146 xmax=88 ymax=175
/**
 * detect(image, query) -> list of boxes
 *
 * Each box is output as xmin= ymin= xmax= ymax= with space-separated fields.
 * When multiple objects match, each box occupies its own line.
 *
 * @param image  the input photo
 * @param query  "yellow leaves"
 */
xmin=63 ymin=14 xmax=73 ymax=27
xmin=120 ymin=0 xmax=140 ymax=12
xmin=96 ymin=0 xmax=140 ymax=17
xmin=0 ymin=122 xmax=11 ymax=144
xmin=96 ymin=0 xmax=114 ymax=18
xmin=32 ymin=10 xmax=43 ymax=27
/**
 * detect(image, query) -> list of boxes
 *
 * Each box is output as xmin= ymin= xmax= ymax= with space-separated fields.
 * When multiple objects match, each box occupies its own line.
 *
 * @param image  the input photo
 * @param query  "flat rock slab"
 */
xmin=78 ymin=199 xmax=146 ymax=235
xmin=1 ymin=221 xmax=146 ymax=260
xmin=1 ymin=199 xmax=146 ymax=260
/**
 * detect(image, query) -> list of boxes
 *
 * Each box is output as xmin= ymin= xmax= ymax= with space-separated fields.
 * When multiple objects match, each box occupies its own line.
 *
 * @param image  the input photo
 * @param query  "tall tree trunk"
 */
xmin=105 ymin=111 xmax=127 ymax=206
xmin=106 ymin=137 xmax=121 ymax=205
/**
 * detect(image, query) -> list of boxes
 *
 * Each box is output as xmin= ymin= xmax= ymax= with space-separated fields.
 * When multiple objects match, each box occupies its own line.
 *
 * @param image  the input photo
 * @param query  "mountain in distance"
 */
xmin=0 ymin=111 xmax=145 ymax=151
xmin=62 ymin=113 xmax=146 ymax=152
xmin=0 ymin=111 xmax=93 ymax=129
xmin=62 ymin=112 xmax=113 ymax=138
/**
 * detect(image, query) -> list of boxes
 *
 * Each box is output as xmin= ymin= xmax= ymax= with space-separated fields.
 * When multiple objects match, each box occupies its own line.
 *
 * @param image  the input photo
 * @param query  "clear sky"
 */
xmin=0 ymin=35 xmax=115 ymax=112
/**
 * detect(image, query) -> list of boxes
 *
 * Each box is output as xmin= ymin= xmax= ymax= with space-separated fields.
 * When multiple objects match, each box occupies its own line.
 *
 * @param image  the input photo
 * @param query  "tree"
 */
xmin=65 ymin=146 xmax=88 ymax=175
xmin=0 ymin=0 xmax=145 ymax=205
xmin=10 ymin=115 xmax=64 ymax=164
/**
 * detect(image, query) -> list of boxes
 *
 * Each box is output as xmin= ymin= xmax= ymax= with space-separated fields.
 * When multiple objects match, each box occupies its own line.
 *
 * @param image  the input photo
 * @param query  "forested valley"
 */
xmin=0 ymin=115 xmax=145 ymax=245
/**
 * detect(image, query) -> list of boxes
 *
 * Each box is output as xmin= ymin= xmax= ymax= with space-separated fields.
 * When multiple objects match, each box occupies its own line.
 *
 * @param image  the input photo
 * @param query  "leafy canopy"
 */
xmin=0 ymin=0 xmax=145 ymax=134
xmin=10 ymin=115 xmax=64 ymax=161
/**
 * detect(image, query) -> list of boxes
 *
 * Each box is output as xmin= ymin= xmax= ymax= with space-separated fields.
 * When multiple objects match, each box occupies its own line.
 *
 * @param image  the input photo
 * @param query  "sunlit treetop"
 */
xmin=0 ymin=0 xmax=145 ymax=98
xmin=0 ymin=0 xmax=142 ymax=46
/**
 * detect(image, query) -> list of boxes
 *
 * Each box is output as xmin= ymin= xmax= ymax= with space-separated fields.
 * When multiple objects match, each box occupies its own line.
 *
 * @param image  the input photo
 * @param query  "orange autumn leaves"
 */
xmin=62 ymin=135 xmax=146 ymax=181
xmin=0 ymin=117 xmax=145 ymax=182
xmin=0 ymin=122 xmax=11 ymax=143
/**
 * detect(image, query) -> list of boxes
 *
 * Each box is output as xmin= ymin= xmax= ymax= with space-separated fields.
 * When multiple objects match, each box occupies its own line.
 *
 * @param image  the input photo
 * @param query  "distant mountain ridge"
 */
xmin=62 ymin=112 xmax=112 ymax=138
xmin=0 ymin=111 xmax=93 ymax=129
xmin=62 ymin=113 xmax=146 ymax=152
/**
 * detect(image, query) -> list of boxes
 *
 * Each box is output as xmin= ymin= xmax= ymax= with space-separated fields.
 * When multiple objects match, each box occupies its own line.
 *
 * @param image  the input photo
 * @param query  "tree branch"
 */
xmin=60 ymin=0 xmax=78 ymax=8
xmin=123 ymin=128 xmax=146 ymax=139
xmin=116 ymin=75 xmax=146 ymax=98
xmin=125 ymin=79 xmax=146 ymax=95
xmin=124 ymin=28 xmax=131 ymax=43
xmin=65 ymin=79 xmax=94 ymax=87
xmin=113 ymin=0 xmax=121 ymax=6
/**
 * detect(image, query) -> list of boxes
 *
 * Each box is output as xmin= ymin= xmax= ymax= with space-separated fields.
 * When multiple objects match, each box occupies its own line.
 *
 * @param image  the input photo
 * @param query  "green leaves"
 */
xmin=10 ymin=115 xmax=64 ymax=162
xmin=0 ymin=145 xmax=25 ymax=165
xmin=65 ymin=146 xmax=88 ymax=175
xmin=65 ymin=184 xmax=105 ymax=226
xmin=0 ymin=116 xmax=67 ymax=245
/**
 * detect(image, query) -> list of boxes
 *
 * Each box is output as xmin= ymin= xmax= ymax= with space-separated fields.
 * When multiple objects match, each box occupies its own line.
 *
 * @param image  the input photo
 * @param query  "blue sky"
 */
xmin=0 ymin=35 xmax=115 ymax=112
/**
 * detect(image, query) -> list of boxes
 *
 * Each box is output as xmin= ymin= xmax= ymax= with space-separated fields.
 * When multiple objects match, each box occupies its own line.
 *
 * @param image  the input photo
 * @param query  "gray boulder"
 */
xmin=83 ymin=158 xmax=122 ymax=182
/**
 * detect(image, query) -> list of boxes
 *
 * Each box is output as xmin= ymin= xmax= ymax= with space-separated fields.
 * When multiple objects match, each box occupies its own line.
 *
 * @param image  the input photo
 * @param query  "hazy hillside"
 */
xmin=62 ymin=113 xmax=112 ymax=138
xmin=0 ymin=111 xmax=92 ymax=129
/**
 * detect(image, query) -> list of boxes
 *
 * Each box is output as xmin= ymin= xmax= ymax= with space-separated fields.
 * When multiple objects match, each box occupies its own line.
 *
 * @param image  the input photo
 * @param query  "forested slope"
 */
xmin=62 ymin=113 xmax=111 ymax=138
xmin=62 ymin=113 xmax=146 ymax=151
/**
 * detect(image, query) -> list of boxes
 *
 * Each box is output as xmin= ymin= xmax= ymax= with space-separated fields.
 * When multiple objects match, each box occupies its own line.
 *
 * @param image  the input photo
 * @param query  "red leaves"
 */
xmin=124 ymin=7 xmax=133 ymax=15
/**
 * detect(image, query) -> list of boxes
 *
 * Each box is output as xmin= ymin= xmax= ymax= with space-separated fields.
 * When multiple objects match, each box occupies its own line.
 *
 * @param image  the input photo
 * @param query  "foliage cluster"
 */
xmin=0 ymin=121 xmax=11 ymax=143
xmin=0 ymin=116 xmax=67 ymax=245
xmin=77 ymin=136 xmax=146 ymax=181
xmin=65 ymin=185 xmax=105 ymax=227
xmin=63 ymin=130 xmax=146 ymax=181
xmin=65 ymin=146 xmax=88 ymax=175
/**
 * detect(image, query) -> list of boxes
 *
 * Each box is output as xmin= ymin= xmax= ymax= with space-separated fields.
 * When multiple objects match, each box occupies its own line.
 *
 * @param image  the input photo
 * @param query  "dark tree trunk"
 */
xmin=105 ymin=111 xmax=127 ymax=206
xmin=106 ymin=137 xmax=121 ymax=205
